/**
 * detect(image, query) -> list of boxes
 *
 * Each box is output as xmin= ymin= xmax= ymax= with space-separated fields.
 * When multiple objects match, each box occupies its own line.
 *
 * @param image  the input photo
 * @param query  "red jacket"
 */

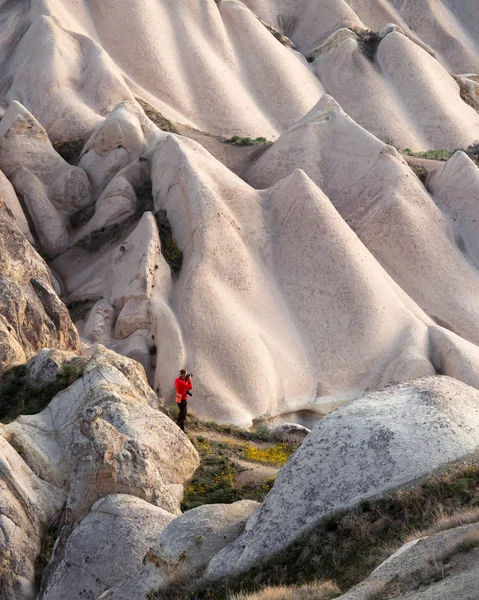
xmin=175 ymin=377 xmax=192 ymax=402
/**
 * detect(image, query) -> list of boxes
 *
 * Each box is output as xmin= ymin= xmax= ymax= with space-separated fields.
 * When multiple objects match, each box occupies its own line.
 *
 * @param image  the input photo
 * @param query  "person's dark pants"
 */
xmin=177 ymin=400 xmax=187 ymax=431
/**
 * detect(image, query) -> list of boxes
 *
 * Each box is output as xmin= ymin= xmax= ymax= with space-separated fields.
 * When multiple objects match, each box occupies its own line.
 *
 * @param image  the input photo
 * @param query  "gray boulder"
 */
xmin=206 ymin=377 xmax=479 ymax=580
xmin=100 ymin=500 xmax=260 ymax=600
xmin=39 ymin=494 xmax=175 ymax=600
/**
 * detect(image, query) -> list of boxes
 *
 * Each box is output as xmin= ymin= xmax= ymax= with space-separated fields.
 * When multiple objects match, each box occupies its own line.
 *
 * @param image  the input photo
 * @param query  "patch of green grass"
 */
xmin=403 ymin=148 xmax=456 ymax=161
xmin=164 ymin=461 xmax=479 ymax=600
xmin=137 ymin=98 xmax=178 ymax=133
xmin=181 ymin=437 xmax=276 ymax=511
xmin=154 ymin=209 xmax=183 ymax=274
xmin=227 ymin=136 xmax=271 ymax=146
xmin=52 ymin=137 xmax=86 ymax=165
xmin=0 ymin=357 xmax=87 ymax=423
xmin=403 ymin=144 xmax=479 ymax=165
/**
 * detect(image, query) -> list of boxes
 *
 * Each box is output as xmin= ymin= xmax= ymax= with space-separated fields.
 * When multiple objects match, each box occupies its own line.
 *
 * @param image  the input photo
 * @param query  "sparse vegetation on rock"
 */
xmin=0 ymin=356 xmax=86 ymax=422
xmin=227 ymin=136 xmax=270 ymax=146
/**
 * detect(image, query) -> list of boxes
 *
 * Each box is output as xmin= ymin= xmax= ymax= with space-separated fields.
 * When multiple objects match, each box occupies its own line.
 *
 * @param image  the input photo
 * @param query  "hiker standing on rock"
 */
xmin=175 ymin=369 xmax=193 ymax=432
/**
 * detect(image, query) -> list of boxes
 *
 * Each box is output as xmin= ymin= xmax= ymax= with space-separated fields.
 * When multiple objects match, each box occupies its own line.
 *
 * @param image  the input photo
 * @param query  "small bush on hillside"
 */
xmin=465 ymin=141 xmax=479 ymax=163
xmin=351 ymin=28 xmax=382 ymax=62
xmin=52 ymin=137 xmax=86 ymax=165
xmin=227 ymin=136 xmax=270 ymax=146
xmin=0 ymin=357 xmax=87 ymax=423
xmin=65 ymin=298 xmax=97 ymax=322
xmin=154 ymin=209 xmax=183 ymax=274
xmin=137 ymin=98 xmax=178 ymax=133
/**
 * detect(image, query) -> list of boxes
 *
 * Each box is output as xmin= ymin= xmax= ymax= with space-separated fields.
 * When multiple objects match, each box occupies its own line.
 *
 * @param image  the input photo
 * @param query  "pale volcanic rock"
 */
xmin=151 ymin=134 xmax=437 ymax=424
xmin=0 ymin=102 xmax=91 ymax=254
xmin=0 ymin=206 xmax=80 ymax=373
xmin=206 ymin=377 xmax=479 ymax=580
xmin=2 ymin=346 xmax=199 ymax=518
xmin=429 ymin=151 xmax=479 ymax=269
xmin=78 ymin=101 xmax=164 ymax=200
xmin=39 ymin=494 xmax=175 ymax=600
xmin=26 ymin=348 xmax=79 ymax=385
xmin=0 ymin=169 xmax=32 ymax=243
xmin=0 ymin=436 xmax=65 ymax=600
xmin=0 ymin=10 xmax=134 ymax=139
xmin=99 ymin=500 xmax=260 ymax=600
xmin=376 ymin=31 xmax=479 ymax=149
xmin=54 ymin=212 xmax=178 ymax=389
xmin=245 ymin=97 xmax=479 ymax=347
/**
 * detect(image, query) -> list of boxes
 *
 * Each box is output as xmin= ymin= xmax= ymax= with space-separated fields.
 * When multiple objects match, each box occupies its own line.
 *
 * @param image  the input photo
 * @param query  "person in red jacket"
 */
xmin=175 ymin=369 xmax=193 ymax=431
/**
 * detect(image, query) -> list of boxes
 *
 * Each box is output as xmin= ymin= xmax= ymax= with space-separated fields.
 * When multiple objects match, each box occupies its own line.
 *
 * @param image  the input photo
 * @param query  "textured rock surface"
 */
xmin=100 ymin=500 xmax=260 ymax=600
xmin=336 ymin=522 xmax=479 ymax=600
xmin=3 ymin=345 xmax=199 ymax=516
xmin=39 ymin=494 xmax=175 ymax=600
xmin=0 ymin=203 xmax=80 ymax=374
xmin=0 ymin=436 xmax=65 ymax=600
xmin=1 ymin=347 xmax=199 ymax=599
xmin=0 ymin=102 xmax=91 ymax=255
xmin=206 ymin=377 xmax=479 ymax=579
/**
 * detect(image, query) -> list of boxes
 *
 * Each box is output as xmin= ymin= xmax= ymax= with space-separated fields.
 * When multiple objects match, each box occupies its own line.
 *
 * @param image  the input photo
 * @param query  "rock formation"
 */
xmin=0 ymin=203 xmax=80 ymax=373
xmin=1 ymin=1 xmax=479 ymax=598
xmin=0 ymin=347 xmax=199 ymax=599
xmin=205 ymin=377 xmax=479 ymax=579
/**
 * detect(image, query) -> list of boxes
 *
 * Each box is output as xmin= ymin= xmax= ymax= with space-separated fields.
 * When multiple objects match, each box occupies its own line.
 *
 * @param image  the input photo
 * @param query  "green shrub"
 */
xmin=52 ymin=137 xmax=86 ymax=165
xmin=65 ymin=299 xmax=97 ymax=322
xmin=351 ymin=28 xmax=382 ymax=62
xmin=136 ymin=98 xmax=178 ymax=133
xmin=154 ymin=209 xmax=183 ymax=274
xmin=0 ymin=357 xmax=87 ymax=423
xmin=227 ymin=136 xmax=271 ymax=146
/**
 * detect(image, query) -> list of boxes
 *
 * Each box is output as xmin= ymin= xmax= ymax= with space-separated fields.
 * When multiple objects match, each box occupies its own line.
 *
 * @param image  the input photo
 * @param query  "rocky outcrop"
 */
xmin=0 ymin=346 xmax=199 ymax=599
xmin=2 ymin=346 xmax=199 ymax=516
xmin=39 ymin=494 xmax=175 ymax=600
xmin=78 ymin=101 xmax=164 ymax=200
xmin=336 ymin=522 xmax=479 ymax=600
xmin=244 ymin=97 xmax=479 ymax=348
xmin=0 ymin=204 xmax=80 ymax=374
xmin=205 ymin=377 xmax=479 ymax=580
xmin=0 ymin=436 xmax=65 ymax=600
xmin=99 ymin=500 xmax=260 ymax=600
xmin=0 ymin=102 xmax=91 ymax=255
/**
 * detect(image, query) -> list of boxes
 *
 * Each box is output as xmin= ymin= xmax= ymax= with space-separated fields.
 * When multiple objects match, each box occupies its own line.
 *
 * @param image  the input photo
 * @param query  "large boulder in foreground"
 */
xmin=0 ymin=203 xmax=80 ymax=374
xmin=39 ymin=494 xmax=175 ymax=600
xmin=99 ymin=500 xmax=260 ymax=600
xmin=206 ymin=377 xmax=479 ymax=580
